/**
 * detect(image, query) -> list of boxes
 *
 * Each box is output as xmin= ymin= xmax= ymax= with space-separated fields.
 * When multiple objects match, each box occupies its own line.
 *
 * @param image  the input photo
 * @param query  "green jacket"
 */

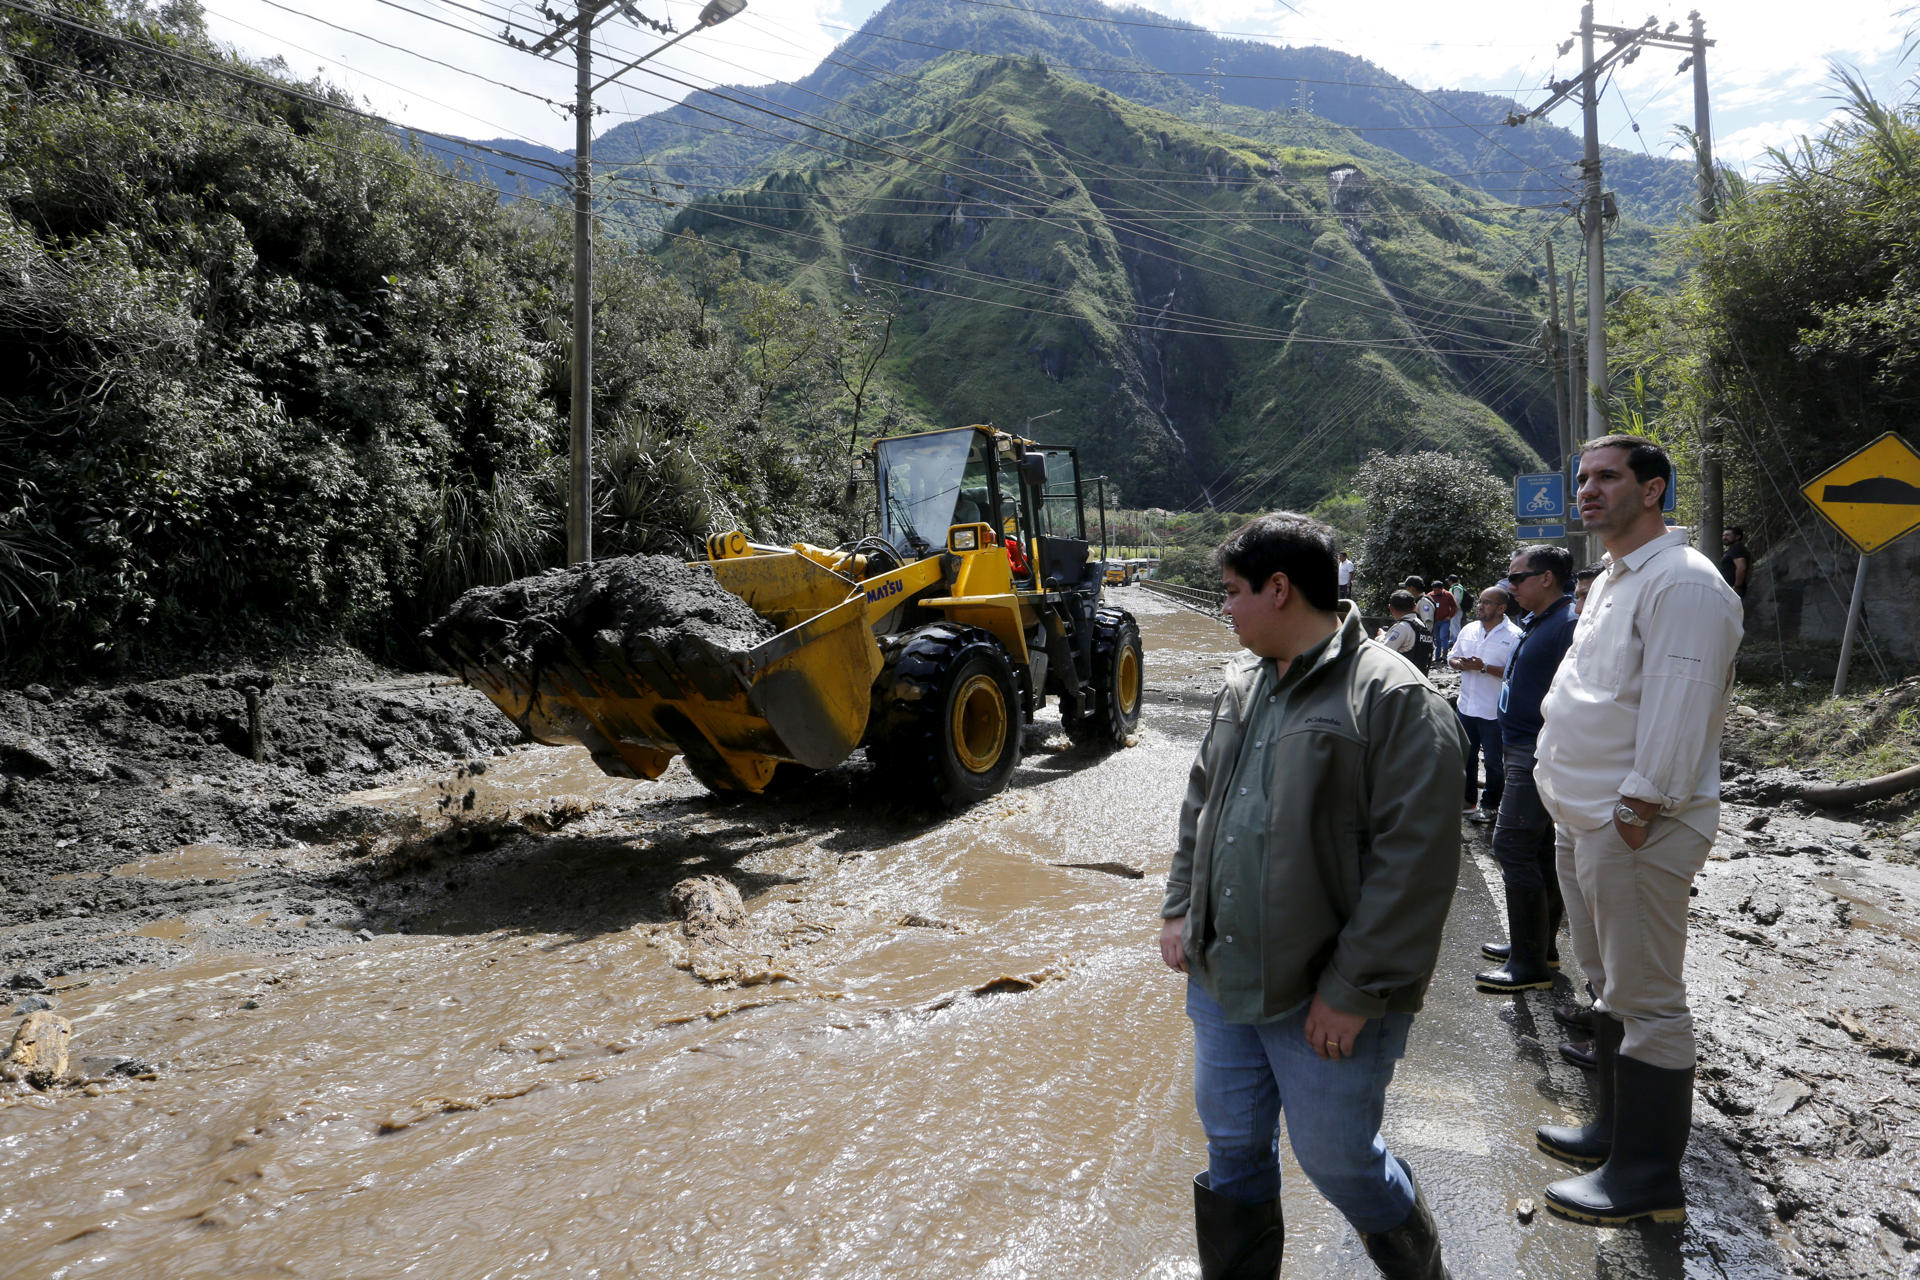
xmin=1161 ymin=604 xmax=1467 ymax=1020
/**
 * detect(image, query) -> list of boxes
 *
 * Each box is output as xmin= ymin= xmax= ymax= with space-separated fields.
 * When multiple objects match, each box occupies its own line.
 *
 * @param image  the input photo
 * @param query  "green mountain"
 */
xmin=659 ymin=56 xmax=1558 ymax=507
xmin=591 ymin=0 xmax=1696 ymax=228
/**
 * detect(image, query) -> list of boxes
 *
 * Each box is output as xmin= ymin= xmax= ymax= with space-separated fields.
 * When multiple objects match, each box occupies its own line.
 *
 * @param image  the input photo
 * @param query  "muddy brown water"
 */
xmin=3 ymin=593 xmax=1791 ymax=1279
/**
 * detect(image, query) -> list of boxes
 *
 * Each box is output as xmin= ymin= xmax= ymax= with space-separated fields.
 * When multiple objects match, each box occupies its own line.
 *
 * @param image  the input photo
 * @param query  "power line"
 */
xmin=695 ymin=21 xmax=1556 ymax=329
xmin=0 ymin=0 xmax=573 ymax=179
xmin=201 ymin=0 xmax=567 ymax=149
xmin=5 ymin=46 xmax=558 ymax=209
xmin=1195 ymin=215 xmax=1571 ymax=510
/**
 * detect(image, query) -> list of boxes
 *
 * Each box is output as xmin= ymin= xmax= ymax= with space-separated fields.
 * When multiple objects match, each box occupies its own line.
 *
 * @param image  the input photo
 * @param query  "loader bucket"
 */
xmin=426 ymin=551 xmax=883 ymax=793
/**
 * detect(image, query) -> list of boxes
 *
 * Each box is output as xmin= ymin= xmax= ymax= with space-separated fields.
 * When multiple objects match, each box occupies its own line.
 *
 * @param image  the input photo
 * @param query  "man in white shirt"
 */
xmin=1448 ymin=587 xmax=1519 ymax=821
xmin=1338 ymin=551 xmax=1356 ymax=597
xmin=1531 ymin=435 xmax=1743 ymax=1229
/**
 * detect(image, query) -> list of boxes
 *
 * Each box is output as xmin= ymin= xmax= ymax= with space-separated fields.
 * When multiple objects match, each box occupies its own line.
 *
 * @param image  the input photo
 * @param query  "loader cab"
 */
xmin=875 ymin=427 xmax=989 ymax=560
xmin=1014 ymin=445 xmax=1095 ymax=592
xmin=873 ymin=426 xmax=1092 ymax=591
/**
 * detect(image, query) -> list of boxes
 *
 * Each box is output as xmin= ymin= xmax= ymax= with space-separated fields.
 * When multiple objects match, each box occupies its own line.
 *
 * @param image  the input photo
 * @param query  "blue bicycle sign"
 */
xmin=1514 ymin=473 xmax=1565 ymax=521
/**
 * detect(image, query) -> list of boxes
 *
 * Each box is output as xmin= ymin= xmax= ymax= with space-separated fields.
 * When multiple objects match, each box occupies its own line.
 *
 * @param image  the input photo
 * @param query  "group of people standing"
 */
xmin=1159 ymin=435 xmax=1745 ymax=1279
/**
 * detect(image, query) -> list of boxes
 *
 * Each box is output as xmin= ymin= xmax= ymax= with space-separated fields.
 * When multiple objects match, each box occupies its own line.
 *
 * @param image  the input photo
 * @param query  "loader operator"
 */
xmin=1159 ymin=511 xmax=1464 ymax=1280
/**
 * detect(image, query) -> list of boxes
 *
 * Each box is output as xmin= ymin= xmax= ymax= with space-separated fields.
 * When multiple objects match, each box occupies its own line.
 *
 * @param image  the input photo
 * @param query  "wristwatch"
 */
xmin=1613 ymin=801 xmax=1651 ymax=828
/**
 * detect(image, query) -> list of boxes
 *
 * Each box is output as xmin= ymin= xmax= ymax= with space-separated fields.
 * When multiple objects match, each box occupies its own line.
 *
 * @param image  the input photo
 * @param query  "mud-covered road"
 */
xmin=3 ymin=591 xmax=1916 ymax=1279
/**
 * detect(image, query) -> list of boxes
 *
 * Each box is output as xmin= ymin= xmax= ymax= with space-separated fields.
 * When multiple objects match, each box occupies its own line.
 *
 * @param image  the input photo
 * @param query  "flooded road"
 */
xmin=3 ymin=591 xmax=1791 ymax=1279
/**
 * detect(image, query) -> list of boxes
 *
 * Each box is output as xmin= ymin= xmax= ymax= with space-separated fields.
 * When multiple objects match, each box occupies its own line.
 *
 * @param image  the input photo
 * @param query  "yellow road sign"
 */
xmin=1801 ymin=432 xmax=1920 ymax=555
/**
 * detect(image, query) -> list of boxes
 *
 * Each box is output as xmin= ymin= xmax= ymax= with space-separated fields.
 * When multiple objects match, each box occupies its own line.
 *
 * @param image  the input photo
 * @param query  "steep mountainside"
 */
xmin=591 ymin=0 xmax=1694 ymax=229
xmin=661 ymin=58 xmax=1552 ymax=508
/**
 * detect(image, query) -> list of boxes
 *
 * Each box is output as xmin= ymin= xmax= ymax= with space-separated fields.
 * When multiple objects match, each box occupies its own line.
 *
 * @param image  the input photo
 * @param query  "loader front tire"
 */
xmin=1066 ymin=608 xmax=1143 ymax=749
xmin=886 ymin=625 xmax=1021 ymax=810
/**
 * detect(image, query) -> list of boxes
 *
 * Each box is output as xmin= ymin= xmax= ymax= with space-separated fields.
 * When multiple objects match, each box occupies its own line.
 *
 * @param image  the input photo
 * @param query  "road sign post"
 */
xmin=1800 ymin=432 xmax=1920 ymax=694
xmin=1515 ymin=473 xmax=1566 ymax=523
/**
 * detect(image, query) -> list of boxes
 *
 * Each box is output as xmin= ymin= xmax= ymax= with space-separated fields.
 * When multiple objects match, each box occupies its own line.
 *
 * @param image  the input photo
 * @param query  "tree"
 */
xmin=0 ymin=2 xmax=844 ymax=675
xmin=1610 ymin=67 xmax=1920 ymax=554
xmin=1353 ymin=451 xmax=1513 ymax=610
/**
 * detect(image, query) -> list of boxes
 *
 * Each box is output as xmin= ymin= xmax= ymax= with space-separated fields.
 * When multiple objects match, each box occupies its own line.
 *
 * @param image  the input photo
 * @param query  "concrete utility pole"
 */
xmin=1545 ymin=240 xmax=1570 ymax=469
xmin=1508 ymin=11 xmax=1714 ymax=448
xmin=1689 ymin=10 xmax=1724 ymax=554
xmin=1580 ymin=4 xmax=1607 ymax=436
xmin=570 ymin=6 xmax=596 ymax=568
xmin=517 ymin=0 xmax=746 ymax=567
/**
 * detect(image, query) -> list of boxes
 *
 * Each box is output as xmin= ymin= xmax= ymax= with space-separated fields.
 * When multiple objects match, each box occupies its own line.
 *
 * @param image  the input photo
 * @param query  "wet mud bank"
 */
xmin=1679 ymin=802 xmax=1920 ymax=1278
xmin=0 ymin=661 xmax=522 ymax=981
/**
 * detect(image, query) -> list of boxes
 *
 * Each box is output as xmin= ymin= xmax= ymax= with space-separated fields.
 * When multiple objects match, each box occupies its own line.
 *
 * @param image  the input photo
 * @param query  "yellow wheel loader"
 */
xmin=425 ymin=425 xmax=1143 ymax=809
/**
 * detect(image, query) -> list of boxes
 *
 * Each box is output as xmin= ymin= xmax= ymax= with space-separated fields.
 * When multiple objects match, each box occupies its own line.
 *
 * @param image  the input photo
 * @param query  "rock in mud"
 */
xmin=2 ymin=1010 xmax=71 ymax=1087
xmin=669 ymin=875 xmax=746 ymax=939
xmin=420 ymin=554 xmax=777 ymax=676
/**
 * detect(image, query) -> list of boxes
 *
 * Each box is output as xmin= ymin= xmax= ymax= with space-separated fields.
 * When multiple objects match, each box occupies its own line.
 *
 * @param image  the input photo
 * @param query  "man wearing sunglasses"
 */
xmin=1474 ymin=545 xmax=1577 ymax=996
xmin=1532 ymin=435 xmax=1743 ymax=1228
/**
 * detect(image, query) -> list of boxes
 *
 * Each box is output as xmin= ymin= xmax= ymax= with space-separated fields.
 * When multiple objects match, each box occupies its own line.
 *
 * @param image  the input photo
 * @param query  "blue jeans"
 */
xmin=1435 ymin=616 xmax=1457 ymax=657
xmin=1187 ymin=979 xmax=1416 ymax=1231
xmin=1457 ymin=712 xmax=1503 ymax=810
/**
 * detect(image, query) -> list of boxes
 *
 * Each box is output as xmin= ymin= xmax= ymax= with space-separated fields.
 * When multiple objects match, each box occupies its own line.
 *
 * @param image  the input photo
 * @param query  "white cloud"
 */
xmin=1716 ymin=110 xmax=1851 ymax=174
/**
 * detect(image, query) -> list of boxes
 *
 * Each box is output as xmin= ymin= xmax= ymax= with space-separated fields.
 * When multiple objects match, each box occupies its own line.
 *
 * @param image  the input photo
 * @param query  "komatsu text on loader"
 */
xmin=431 ymin=425 xmax=1143 ymax=809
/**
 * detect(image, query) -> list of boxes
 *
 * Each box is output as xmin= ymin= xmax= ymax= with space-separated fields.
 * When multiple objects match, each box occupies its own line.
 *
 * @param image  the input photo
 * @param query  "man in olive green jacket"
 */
xmin=1158 ymin=512 xmax=1465 ymax=1280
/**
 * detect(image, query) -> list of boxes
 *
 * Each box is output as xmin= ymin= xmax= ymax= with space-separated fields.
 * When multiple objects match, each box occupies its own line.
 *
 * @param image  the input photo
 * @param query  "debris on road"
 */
xmin=669 ymin=875 xmax=747 ymax=940
xmin=2 ymin=1010 xmax=71 ymax=1089
xmin=420 ymin=555 xmax=777 ymax=676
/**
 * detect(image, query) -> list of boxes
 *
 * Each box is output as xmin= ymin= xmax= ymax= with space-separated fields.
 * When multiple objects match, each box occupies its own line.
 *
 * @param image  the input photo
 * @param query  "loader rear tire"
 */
xmin=885 ymin=624 xmax=1021 ymax=810
xmin=1066 ymin=608 xmax=1143 ymax=749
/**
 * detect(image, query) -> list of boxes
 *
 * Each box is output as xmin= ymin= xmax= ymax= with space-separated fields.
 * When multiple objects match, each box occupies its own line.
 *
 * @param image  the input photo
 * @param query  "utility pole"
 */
xmin=1564 ymin=267 xmax=1580 ymax=464
xmin=516 ymin=0 xmax=747 ymax=567
xmin=1545 ymin=240 xmax=1570 ymax=470
xmin=569 ymin=5 xmax=597 ymax=567
xmin=1509 ymin=11 xmax=1705 ymax=442
xmin=1579 ymin=4 xmax=1607 ymax=435
xmin=1688 ymin=10 xmax=1724 ymax=554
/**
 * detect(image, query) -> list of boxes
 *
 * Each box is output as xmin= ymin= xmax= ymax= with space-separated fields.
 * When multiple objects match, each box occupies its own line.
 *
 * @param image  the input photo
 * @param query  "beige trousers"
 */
xmin=1555 ymin=818 xmax=1712 ymax=1070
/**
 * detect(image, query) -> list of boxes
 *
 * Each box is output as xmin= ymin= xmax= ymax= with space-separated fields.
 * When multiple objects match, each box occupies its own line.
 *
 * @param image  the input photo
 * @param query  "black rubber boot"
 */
xmin=1544 ymin=1055 xmax=1693 ymax=1226
xmin=1359 ymin=1156 xmax=1452 ymax=1280
xmin=1194 ymin=1172 xmax=1284 ymax=1280
xmin=1474 ymin=884 xmax=1556 ymax=992
xmin=1476 ymin=939 xmax=1560 ymax=966
xmin=1537 ymin=1013 xmax=1623 ymax=1166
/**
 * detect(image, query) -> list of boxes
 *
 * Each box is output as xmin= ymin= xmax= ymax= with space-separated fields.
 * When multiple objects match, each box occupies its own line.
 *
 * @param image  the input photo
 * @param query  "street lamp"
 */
xmin=590 ymin=0 xmax=745 ymax=92
xmin=564 ymin=0 xmax=747 ymax=567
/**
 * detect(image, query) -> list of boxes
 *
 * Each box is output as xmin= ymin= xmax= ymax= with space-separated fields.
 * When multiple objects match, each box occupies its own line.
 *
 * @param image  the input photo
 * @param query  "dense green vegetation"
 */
xmin=0 ymin=1 xmax=853 ymax=674
xmin=662 ymin=56 xmax=1554 ymax=511
xmin=9 ymin=0 xmax=1918 ymax=683
xmin=1607 ymin=70 xmax=1920 ymax=555
xmin=1352 ymin=451 xmax=1512 ymax=612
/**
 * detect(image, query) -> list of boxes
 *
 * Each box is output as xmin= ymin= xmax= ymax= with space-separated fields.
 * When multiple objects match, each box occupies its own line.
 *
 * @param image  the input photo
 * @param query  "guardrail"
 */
xmin=1135 ymin=579 xmax=1224 ymax=614
xmin=1133 ymin=581 xmax=1394 ymax=640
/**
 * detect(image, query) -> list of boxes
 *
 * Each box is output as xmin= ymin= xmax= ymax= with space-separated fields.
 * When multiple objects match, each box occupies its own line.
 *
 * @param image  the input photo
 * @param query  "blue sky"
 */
xmin=199 ymin=0 xmax=1915 ymax=174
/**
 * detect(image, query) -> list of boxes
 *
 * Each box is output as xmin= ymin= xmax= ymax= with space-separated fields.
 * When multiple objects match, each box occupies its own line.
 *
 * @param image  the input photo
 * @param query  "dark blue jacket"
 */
xmin=1498 ymin=593 xmax=1577 ymax=751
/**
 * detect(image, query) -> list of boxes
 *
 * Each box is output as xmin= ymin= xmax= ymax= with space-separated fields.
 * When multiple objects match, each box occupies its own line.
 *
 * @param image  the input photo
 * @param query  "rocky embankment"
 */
xmin=0 ymin=659 xmax=521 ymax=980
